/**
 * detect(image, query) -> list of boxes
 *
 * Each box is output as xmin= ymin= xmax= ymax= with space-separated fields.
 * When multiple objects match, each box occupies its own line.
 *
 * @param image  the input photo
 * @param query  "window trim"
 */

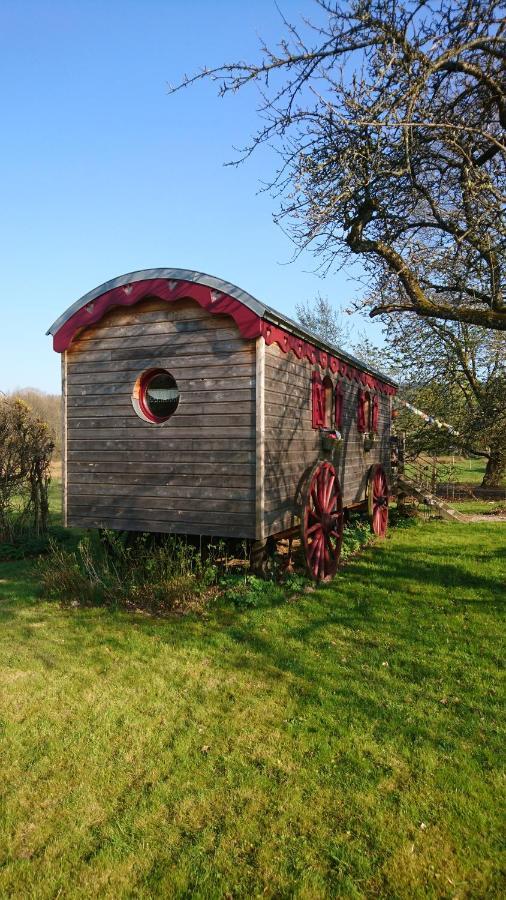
xmin=358 ymin=389 xmax=380 ymax=433
xmin=335 ymin=381 xmax=344 ymax=431
xmin=133 ymin=367 xmax=180 ymax=425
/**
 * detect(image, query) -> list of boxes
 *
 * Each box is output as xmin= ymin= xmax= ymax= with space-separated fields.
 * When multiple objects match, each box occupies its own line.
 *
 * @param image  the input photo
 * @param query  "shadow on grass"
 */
xmin=1 ymin=522 xmax=503 ymax=752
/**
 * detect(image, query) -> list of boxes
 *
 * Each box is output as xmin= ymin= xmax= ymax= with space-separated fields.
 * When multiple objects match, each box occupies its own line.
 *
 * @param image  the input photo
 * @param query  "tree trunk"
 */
xmin=481 ymin=450 xmax=506 ymax=488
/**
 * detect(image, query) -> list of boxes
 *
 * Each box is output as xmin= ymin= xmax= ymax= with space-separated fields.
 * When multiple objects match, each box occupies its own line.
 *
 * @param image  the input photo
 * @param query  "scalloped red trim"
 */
xmin=52 ymin=278 xmax=262 ymax=353
xmin=260 ymin=321 xmax=396 ymax=395
xmin=53 ymin=278 xmax=396 ymax=395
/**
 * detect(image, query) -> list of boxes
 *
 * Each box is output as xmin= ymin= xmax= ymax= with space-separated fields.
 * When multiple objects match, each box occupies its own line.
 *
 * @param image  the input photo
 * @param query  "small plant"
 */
xmin=283 ymin=572 xmax=309 ymax=593
xmin=340 ymin=516 xmax=372 ymax=560
xmin=220 ymin=573 xmax=267 ymax=608
xmin=388 ymin=506 xmax=420 ymax=528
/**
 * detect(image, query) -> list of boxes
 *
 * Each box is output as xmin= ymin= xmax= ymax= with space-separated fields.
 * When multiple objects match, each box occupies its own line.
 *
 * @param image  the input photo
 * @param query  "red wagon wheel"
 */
xmin=368 ymin=464 xmax=389 ymax=536
xmin=301 ymin=461 xmax=344 ymax=581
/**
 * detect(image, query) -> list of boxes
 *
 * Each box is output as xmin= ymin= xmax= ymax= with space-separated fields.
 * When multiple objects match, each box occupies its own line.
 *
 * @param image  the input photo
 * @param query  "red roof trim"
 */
xmin=53 ymin=278 xmax=396 ymax=395
xmin=52 ymin=278 xmax=262 ymax=353
xmin=261 ymin=321 xmax=396 ymax=395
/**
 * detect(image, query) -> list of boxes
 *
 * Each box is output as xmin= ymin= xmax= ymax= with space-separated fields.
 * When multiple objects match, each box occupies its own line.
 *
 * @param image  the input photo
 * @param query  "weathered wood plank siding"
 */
xmin=263 ymin=342 xmax=391 ymax=535
xmin=65 ymin=298 xmax=257 ymax=537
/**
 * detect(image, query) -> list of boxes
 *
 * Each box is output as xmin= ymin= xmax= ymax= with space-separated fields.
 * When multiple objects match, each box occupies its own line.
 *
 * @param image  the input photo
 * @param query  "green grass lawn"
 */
xmin=451 ymin=500 xmax=506 ymax=516
xmin=434 ymin=456 xmax=505 ymax=487
xmin=1 ymin=503 xmax=505 ymax=898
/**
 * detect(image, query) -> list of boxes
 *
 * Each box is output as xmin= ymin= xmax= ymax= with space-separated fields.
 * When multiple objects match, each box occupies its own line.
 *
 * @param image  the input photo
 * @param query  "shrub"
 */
xmin=0 ymin=397 xmax=54 ymax=540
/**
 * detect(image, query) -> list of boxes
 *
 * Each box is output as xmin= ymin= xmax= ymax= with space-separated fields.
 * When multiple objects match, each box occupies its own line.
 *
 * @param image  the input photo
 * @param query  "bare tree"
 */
xmin=0 ymin=397 xmax=54 ymax=539
xmin=10 ymin=388 xmax=61 ymax=456
xmin=384 ymin=314 xmax=506 ymax=485
xmin=295 ymin=293 xmax=349 ymax=344
xmin=172 ymin=0 xmax=506 ymax=331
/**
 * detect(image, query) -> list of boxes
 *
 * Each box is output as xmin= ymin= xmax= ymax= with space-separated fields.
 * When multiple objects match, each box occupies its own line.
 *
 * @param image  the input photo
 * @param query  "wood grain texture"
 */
xmin=262 ymin=343 xmax=392 ymax=535
xmin=255 ymin=336 xmax=265 ymax=541
xmin=65 ymin=297 xmax=257 ymax=537
xmin=67 ymin=516 xmax=253 ymax=539
xmin=62 ymin=352 xmax=68 ymax=527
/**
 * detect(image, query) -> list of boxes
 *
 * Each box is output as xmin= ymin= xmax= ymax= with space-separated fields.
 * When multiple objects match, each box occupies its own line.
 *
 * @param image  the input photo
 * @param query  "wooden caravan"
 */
xmin=48 ymin=268 xmax=397 ymax=579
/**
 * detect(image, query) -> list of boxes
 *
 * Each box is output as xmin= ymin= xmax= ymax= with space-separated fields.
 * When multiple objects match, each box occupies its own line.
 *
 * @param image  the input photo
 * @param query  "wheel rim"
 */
xmin=369 ymin=465 xmax=389 ymax=536
xmin=302 ymin=461 xmax=343 ymax=581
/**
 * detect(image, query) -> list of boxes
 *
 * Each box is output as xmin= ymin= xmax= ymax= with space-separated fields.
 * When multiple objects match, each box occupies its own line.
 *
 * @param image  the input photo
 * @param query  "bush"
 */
xmin=0 ymin=397 xmax=54 ymax=540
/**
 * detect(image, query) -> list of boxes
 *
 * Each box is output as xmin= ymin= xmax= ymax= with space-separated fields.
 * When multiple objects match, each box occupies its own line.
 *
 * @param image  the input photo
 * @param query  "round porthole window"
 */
xmin=133 ymin=368 xmax=180 ymax=424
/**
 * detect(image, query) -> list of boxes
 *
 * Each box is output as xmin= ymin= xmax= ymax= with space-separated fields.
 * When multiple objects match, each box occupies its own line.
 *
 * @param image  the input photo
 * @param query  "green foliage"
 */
xmin=388 ymin=506 xmax=421 ymax=528
xmin=282 ymin=572 xmax=309 ymax=594
xmin=295 ymin=294 xmax=349 ymax=346
xmin=220 ymin=573 xmax=286 ymax=609
xmin=35 ymin=498 xmax=386 ymax=615
xmin=220 ymin=573 xmax=262 ymax=608
xmin=340 ymin=516 xmax=373 ymax=561
xmin=0 ymin=525 xmax=72 ymax=562
xmin=385 ymin=317 xmax=506 ymax=485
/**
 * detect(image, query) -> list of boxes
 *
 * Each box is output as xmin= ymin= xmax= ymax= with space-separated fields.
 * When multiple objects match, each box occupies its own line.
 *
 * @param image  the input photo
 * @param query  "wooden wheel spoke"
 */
xmin=369 ymin=465 xmax=389 ymax=537
xmin=322 ymin=472 xmax=335 ymax=510
xmin=308 ymin=530 xmax=323 ymax=560
xmin=307 ymin=521 xmax=322 ymax=535
xmin=311 ymin=486 xmax=323 ymax=516
xmin=303 ymin=462 xmax=342 ymax=581
xmin=316 ymin=475 xmax=326 ymax=511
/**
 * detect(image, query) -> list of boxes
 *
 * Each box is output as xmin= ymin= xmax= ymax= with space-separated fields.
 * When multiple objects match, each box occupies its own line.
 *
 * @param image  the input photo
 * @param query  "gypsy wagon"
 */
xmin=47 ymin=268 xmax=397 ymax=580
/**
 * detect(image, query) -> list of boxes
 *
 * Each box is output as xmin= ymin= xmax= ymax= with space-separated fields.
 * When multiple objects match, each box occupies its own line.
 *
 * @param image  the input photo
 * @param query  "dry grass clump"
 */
xmin=38 ymin=532 xmax=219 ymax=615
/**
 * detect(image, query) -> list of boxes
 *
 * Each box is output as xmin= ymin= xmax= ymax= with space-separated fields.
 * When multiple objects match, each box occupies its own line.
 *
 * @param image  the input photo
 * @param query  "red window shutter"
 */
xmin=312 ymin=371 xmax=325 ymax=428
xmin=357 ymin=390 xmax=368 ymax=433
xmin=334 ymin=383 xmax=344 ymax=430
xmin=371 ymin=394 xmax=379 ymax=433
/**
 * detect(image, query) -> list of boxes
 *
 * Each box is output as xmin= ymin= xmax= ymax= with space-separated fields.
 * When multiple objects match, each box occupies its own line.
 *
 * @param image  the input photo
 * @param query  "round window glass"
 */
xmin=138 ymin=369 xmax=180 ymax=423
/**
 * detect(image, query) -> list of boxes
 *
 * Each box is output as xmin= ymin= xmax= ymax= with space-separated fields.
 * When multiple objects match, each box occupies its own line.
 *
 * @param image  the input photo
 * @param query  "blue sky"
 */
xmin=0 ymin=0 xmax=379 ymax=394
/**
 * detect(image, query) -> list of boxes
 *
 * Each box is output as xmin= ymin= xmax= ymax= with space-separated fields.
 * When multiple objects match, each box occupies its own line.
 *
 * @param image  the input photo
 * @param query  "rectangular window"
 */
xmin=357 ymin=389 xmax=369 ymax=433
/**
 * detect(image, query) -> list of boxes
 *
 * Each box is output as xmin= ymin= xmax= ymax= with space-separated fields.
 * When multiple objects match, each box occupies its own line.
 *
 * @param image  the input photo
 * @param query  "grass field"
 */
xmin=434 ymin=456 xmax=505 ymax=487
xmin=0 ymin=484 xmax=504 ymax=898
xmin=451 ymin=500 xmax=506 ymax=516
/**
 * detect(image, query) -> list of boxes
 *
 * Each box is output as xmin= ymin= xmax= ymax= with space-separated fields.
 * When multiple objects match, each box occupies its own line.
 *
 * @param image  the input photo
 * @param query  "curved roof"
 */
xmin=47 ymin=267 xmax=396 ymax=389
xmin=47 ymin=268 xmax=267 ymax=336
